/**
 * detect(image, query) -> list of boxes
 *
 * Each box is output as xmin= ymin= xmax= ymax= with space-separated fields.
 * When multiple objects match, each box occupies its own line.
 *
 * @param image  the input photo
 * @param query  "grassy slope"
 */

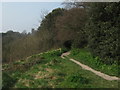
xmin=2 ymin=49 xmax=119 ymax=88
xmin=69 ymin=48 xmax=119 ymax=77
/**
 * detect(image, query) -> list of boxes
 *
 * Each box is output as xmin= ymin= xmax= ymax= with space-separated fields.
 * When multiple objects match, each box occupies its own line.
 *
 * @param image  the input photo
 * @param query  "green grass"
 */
xmin=69 ymin=48 xmax=119 ymax=77
xmin=2 ymin=48 xmax=119 ymax=88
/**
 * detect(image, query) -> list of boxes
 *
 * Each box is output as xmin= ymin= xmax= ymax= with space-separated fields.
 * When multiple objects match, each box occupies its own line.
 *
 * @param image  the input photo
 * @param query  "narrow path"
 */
xmin=61 ymin=52 xmax=120 ymax=81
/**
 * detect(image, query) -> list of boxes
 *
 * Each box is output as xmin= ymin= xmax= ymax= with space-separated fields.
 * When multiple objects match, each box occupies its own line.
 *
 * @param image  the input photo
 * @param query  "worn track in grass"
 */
xmin=61 ymin=52 xmax=120 ymax=81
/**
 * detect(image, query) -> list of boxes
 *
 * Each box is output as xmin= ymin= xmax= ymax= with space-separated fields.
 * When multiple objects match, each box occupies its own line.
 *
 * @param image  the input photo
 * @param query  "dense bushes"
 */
xmin=87 ymin=2 xmax=120 ymax=64
xmin=55 ymin=8 xmax=88 ymax=48
xmin=2 ymin=72 xmax=17 ymax=88
xmin=2 ymin=2 xmax=120 ymax=65
xmin=2 ymin=7 xmax=88 ymax=63
xmin=2 ymin=31 xmax=25 ymax=63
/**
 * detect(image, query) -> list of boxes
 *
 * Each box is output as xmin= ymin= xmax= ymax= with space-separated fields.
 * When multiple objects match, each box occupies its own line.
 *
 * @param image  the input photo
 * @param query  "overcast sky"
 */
xmin=1 ymin=2 xmax=63 ymax=33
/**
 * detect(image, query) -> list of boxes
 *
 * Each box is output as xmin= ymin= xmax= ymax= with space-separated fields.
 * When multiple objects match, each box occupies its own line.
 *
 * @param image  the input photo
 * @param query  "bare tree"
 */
xmin=39 ymin=9 xmax=49 ymax=23
xmin=62 ymin=0 xmax=90 ymax=9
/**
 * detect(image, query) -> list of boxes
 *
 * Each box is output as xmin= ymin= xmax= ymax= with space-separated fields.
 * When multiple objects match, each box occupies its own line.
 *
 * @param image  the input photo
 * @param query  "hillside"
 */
xmin=2 ymin=2 xmax=120 ymax=89
xmin=2 ymin=49 xmax=119 ymax=88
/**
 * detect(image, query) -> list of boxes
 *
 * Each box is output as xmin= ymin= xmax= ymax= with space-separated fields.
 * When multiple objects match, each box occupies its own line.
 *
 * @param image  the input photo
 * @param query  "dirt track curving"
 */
xmin=61 ymin=52 xmax=120 ymax=81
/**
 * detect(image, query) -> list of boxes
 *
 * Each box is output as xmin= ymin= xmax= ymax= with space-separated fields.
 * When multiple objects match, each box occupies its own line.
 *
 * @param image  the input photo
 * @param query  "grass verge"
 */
xmin=69 ymin=48 xmax=119 ymax=77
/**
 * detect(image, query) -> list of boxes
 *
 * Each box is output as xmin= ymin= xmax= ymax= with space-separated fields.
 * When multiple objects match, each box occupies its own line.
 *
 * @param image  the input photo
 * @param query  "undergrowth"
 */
xmin=70 ymin=48 xmax=119 ymax=77
xmin=2 ymin=48 xmax=119 ymax=88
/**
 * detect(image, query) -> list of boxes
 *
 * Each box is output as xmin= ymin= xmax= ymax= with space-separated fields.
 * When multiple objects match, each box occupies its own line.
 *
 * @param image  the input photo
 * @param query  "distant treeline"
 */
xmin=2 ymin=2 xmax=120 ymax=64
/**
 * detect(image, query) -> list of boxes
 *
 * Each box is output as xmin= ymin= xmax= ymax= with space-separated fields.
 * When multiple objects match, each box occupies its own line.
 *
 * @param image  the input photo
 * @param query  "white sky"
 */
xmin=2 ymin=2 xmax=63 ymax=33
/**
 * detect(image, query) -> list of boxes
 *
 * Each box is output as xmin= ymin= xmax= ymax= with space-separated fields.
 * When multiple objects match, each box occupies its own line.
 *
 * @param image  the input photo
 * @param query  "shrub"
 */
xmin=70 ymin=48 xmax=80 ymax=56
xmin=67 ymin=73 xmax=89 ymax=84
xmin=87 ymin=2 xmax=120 ymax=64
xmin=2 ymin=72 xmax=17 ymax=88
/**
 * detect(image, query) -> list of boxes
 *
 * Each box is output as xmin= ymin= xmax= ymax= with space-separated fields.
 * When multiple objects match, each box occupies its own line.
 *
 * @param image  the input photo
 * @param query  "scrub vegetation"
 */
xmin=2 ymin=1 xmax=120 ymax=88
xmin=2 ymin=49 xmax=119 ymax=88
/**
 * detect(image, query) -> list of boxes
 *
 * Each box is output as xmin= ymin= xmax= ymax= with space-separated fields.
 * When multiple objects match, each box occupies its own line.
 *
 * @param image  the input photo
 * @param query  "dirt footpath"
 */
xmin=61 ymin=52 xmax=120 ymax=81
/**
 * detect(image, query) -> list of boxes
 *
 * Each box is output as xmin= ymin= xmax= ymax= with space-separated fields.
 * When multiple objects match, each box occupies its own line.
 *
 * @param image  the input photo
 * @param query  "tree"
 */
xmin=2 ymin=30 xmax=23 ymax=63
xmin=62 ymin=0 xmax=90 ymax=9
xmin=22 ymin=30 xmax=27 ymax=35
xmin=87 ymin=2 xmax=120 ymax=64
xmin=55 ymin=7 xmax=88 ymax=48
